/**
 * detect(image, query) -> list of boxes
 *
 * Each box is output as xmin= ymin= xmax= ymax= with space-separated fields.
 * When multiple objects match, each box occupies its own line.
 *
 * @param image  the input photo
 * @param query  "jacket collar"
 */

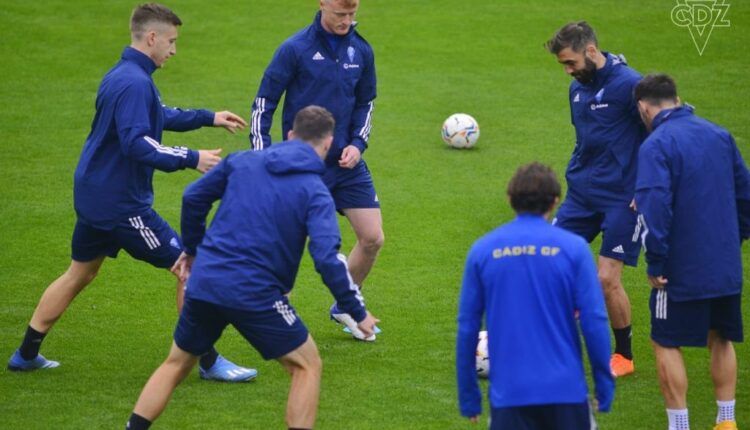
xmin=122 ymin=46 xmax=157 ymax=76
xmin=652 ymin=105 xmax=695 ymax=130
xmin=587 ymin=51 xmax=625 ymax=87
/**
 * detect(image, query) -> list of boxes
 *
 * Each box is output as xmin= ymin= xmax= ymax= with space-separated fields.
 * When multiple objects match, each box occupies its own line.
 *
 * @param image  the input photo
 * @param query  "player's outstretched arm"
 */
xmin=574 ymin=247 xmax=615 ymax=412
xmin=305 ymin=188 xmax=369 ymax=322
xmin=181 ymin=157 xmax=231 ymax=254
xmin=213 ymin=111 xmax=247 ymax=134
xmin=456 ymin=247 xmax=484 ymax=419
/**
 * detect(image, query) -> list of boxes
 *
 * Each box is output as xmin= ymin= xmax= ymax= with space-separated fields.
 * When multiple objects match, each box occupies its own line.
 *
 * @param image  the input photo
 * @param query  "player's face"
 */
xmin=320 ymin=0 xmax=359 ymax=36
xmin=149 ymin=24 xmax=178 ymax=67
xmin=556 ymin=47 xmax=597 ymax=84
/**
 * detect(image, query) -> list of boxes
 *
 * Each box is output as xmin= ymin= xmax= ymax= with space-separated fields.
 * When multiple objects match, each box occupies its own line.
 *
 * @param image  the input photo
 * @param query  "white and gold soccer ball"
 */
xmin=476 ymin=330 xmax=490 ymax=378
xmin=441 ymin=113 xmax=480 ymax=148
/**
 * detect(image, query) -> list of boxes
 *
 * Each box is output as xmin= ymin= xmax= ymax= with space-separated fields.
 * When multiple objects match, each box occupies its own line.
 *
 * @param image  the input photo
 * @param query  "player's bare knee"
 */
xmin=361 ymin=230 xmax=384 ymax=254
xmin=597 ymin=270 xmax=621 ymax=295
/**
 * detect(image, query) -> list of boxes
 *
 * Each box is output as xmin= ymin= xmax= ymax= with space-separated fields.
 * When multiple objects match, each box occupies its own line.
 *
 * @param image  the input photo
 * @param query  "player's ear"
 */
xmin=146 ymin=30 xmax=156 ymax=47
xmin=584 ymin=43 xmax=597 ymax=60
xmin=288 ymin=130 xmax=296 ymax=140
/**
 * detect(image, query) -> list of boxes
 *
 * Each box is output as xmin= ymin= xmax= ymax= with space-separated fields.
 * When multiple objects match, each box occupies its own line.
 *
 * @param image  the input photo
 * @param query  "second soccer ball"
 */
xmin=442 ymin=113 xmax=480 ymax=148
xmin=476 ymin=330 xmax=490 ymax=378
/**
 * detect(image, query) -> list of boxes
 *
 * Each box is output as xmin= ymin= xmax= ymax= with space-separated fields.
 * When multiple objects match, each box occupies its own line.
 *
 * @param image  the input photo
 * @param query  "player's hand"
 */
xmin=197 ymin=149 xmax=222 ymax=173
xmin=213 ymin=111 xmax=248 ymax=134
xmin=171 ymin=252 xmax=195 ymax=283
xmin=338 ymin=145 xmax=361 ymax=169
xmin=357 ymin=311 xmax=380 ymax=338
xmin=629 ymin=198 xmax=637 ymax=211
xmin=648 ymin=275 xmax=668 ymax=288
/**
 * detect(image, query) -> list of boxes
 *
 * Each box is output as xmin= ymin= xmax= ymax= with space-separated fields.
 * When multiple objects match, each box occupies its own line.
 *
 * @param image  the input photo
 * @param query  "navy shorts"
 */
xmin=490 ymin=402 xmax=595 ymax=430
xmin=174 ymin=297 xmax=309 ymax=360
xmin=71 ymin=209 xmax=182 ymax=268
xmin=322 ymin=160 xmax=380 ymax=213
xmin=553 ymin=196 xmax=641 ymax=266
xmin=650 ymin=290 xmax=743 ymax=347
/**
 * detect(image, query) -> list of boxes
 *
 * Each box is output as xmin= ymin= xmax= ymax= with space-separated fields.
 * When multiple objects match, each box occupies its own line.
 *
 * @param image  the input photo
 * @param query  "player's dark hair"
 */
xmin=634 ymin=74 xmax=679 ymax=105
xmin=507 ymin=162 xmax=561 ymax=215
xmin=546 ymin=21 xmax=598 ymax=54
xmin=293 ymin=106 xmax=335 ymax=144
xmin=131 ymin=3 xmax=182 ymax=38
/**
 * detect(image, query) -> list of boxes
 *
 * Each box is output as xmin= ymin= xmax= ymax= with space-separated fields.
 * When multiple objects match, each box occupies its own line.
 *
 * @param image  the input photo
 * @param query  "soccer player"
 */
xmin=249 ymin=0 xmax=383 ymax=332
xmin=634 ymin=74 xmax=749 ymax=430
xmin=546 ymin=21 xmax=646 ymax=377
xmin=7 ymin=3 xmax=255 ymax=382
xmin=125 ymin=106 xmax=379 ymax=430
xmin=456 ymin=163 xmax=614 ymax=429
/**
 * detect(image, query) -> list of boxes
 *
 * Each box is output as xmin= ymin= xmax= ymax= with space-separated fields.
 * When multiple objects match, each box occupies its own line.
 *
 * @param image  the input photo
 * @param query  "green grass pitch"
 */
xmin=1 ymin=0 xmax=748 ymax=428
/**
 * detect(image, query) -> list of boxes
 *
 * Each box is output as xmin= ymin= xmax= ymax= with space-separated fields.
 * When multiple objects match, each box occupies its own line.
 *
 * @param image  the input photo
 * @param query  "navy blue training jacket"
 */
xmin=249 ymin=12 xmax=376 ymax=166
xmin=635 ymin=106 xmax=750 ymax=301
xmin=181 ymin=140 xmax=367 ymax=321
xmin=74 ymin=47 xmax=214 ymax=229
xmin=567 ymin=52 xmax=646 ymax=204
xmin=457 ymin=215 xmax=613 ymax=416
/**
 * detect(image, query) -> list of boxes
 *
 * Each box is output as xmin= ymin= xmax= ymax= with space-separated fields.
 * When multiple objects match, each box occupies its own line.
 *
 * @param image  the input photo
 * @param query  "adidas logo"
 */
xmin=312 ymin=51 xmax=325 ymax=61
xmin=612 ymin=245 xmax=625 ymax=254
xmin=573 ymin=93 xmax=580 ymax=103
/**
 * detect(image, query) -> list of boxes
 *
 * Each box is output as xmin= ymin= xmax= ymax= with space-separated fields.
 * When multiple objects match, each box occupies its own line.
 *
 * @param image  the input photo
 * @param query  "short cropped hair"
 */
xmin=507 ymin=162 xmax=561 ymax=215
xmin=545 ymin=21 xmax=598 ymax=54
xmin=130 ymin=3 xmax=182 ymax=38
xmin=324 ymin=0 xmax=359 ymax=8
xmin=634 ymin=74 xmax=679 ymax=105
xmin=293 ymin=106 xmax=335 ymax=144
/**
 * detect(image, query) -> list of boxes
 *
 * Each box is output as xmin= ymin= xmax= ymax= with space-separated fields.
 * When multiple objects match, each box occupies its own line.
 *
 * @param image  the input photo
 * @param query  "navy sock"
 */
xmin=19 ymin=325 xmax=46 ymax=360
xmin=126 ymin=413 xmax=151 ymax=430
xmin=613 ymin=326 xmax=633 ymax=360
xmin=199 ymin=347 xmax=219 ymax=370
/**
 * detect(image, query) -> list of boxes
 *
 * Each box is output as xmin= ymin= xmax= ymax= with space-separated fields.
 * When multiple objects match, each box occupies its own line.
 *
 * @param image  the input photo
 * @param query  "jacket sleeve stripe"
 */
xmin=251 ymin=97 xmax=266 ymax=151
xmin=143 ymin=136 xmax=188 ymax=158
xmin=335 ymin=252 xmax=365 ymax=307
xmin=358 ymin=101 xmax=374 ymax=142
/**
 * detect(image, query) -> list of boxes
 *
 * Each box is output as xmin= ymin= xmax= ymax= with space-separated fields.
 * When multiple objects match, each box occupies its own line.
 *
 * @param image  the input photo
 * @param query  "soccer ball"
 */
xmin=476 ymin=330 xmax=490 ymax=378
xmin=441 ymin=113 xmax=480 ymax=148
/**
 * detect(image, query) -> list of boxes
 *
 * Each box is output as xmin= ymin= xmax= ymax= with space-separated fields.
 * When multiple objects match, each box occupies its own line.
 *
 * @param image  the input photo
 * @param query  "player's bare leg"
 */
xmin=709 ymin=330 xmax=738 ymax=427
xmin=29 ymin=257 xmax=106 ymax=333
xmin=598 ymin=256 xmax=634 ymax=376
xmin=708 ymin=330 xmax=736 ymax=401
xmin=653 ymin=340 xmax=692 ymax=429
xmin=7 ymin=257 xmax=106 ymax=371
xmin=277 ymin=335 xmax=322 ymax=429
xmin=342 ymin=208 xmax=384 ymax=286
xmin=131 ymin=342 xmax=199 ymax=424
xmin=652 ymin=341 xmax=688 ymax=408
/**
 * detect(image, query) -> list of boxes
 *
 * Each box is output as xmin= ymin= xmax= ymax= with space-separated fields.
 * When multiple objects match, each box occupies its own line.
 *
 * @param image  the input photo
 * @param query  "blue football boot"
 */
xmin=7 ymin=350 xmax=60 ymax=372
xmin=199 ymin=355 xmax=257 ymax=382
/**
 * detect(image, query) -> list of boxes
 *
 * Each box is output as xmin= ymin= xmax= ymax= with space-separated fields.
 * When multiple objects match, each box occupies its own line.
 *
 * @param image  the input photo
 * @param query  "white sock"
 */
xmin=667 ymin=408 xmax=689 ymax=430
xmin=716 ymin=399 xmax=735 ymax=423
